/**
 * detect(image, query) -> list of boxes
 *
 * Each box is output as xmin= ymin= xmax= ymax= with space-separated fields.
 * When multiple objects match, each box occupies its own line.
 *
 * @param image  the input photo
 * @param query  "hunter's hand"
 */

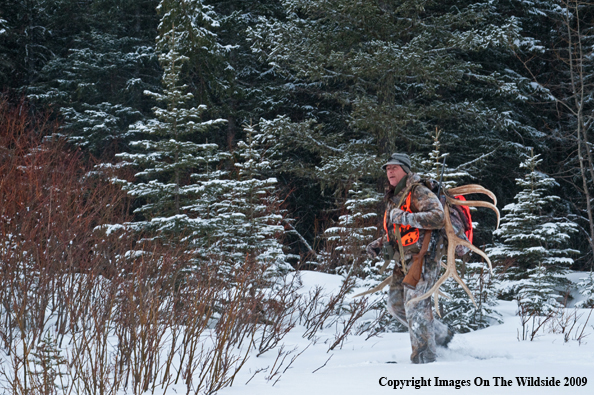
xmin=390 ymin=207 xmax=407 ymax=225
xmin=366 ymin=241 xmax=381 ymax=259
xmin=366 ymin=244 xmax=378 ymax=259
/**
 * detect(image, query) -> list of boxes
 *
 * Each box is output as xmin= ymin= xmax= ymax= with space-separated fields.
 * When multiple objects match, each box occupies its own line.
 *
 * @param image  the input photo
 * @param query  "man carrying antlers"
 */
xmin=366 ymin=153 xmax=454 ymax=364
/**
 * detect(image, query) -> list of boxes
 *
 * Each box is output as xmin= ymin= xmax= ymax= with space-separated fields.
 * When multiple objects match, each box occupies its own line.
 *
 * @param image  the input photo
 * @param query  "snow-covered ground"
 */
xmin=218 ymin=271 xmax=594 ymax=395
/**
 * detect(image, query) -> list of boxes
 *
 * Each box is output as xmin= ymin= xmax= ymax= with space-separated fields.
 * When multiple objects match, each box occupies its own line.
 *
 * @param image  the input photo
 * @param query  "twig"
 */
xmin=576 ymin=307 xmax=593 ymax=345
xmin=245 ymin=367 xmax=268 ymax=385
xmin=283 ymin=219 xmax=316 ymax=256
xmin=312 ymin=354 xmax=333 ymax=374
xmin=283 ymin=342 xmax=311 ymax=374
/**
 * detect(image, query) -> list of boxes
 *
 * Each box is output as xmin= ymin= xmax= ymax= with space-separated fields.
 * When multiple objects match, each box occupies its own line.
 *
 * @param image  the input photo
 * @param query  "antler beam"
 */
xmin=406 ymin=186 xmax=500 ymax=316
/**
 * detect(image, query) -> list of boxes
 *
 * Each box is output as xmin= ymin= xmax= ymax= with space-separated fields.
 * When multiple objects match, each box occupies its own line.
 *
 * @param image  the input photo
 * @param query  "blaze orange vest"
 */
xmin=384 ymin=191 xmax=420 ymax=247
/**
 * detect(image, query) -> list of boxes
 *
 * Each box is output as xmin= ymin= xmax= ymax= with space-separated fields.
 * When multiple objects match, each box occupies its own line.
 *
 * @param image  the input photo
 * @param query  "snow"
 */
xmin=3 ymin=270 xmax=593 ymax=395
xmin=215 ymin=271 xmax=594 ymax=395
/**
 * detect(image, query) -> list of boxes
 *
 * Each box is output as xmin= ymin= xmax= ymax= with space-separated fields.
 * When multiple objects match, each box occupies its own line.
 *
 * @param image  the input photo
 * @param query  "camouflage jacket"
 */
xmin=367 ymin=173 xmax=445 ymax=264
xmin=387 ymin=173 xmax=445 ymax=233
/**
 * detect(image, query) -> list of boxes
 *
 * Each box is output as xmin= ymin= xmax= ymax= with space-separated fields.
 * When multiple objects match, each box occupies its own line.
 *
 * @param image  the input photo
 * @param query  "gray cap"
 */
xmin=381 ymin=153 xmax=411 ymax=173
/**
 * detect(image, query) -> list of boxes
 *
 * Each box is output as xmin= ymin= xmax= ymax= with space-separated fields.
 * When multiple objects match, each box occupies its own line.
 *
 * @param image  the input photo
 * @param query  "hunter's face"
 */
xmin=386 ymin=164 xmax=406 ymax=187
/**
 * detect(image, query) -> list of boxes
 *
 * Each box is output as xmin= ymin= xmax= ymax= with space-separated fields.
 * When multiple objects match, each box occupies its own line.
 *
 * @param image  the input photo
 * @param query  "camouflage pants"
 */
xmin=387 ymin=257 xmax=450 ymax=364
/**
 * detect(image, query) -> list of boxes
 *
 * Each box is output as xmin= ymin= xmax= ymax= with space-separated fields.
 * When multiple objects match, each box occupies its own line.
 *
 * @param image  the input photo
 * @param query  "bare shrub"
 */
xmin=548 ymin=307 xmax=593 ymax=345
xmin=0 ymin=97 xmax=302 ymax=394
xmin=255 ymin=276 xmax=301 ymax=357
xmin=0 ymin=97 xmax=130 ymax=394
xmin=327 ymin=296 xmax=373 ymax=351
xmin=516 ymin=302 xmax=557 ymax=341
xmin=299 ymin=277 xmax=355 ymax=340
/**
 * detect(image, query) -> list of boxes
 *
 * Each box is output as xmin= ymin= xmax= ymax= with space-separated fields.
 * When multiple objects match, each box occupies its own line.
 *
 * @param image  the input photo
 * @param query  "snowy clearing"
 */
xmin=216 ymin=271 xmax=594 ymax=395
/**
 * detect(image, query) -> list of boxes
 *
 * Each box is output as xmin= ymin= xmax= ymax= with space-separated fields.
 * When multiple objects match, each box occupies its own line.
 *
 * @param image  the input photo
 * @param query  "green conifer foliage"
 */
xmin=156 ymin=0 xmax=228 ymax=108
xmin=576 ymin=271 xmax=594 ymax=308
xmin=490 ymin=150 xmax=578 ymax=268
xmin=23 ymin=0 xmax=162 ymax=153
xmin=489 ymin=149 xmax=579 ymax=297
xmin=115 ymin=26 xmax=227 ymax=244
xmin=251 ymin=0 xmax=538 ymax=158
xmin=0 ymin=0 xmax=64 ymax=88
xmin=246 ymin=0 xmax=543 ymax=248
xmin=30 ymin=332 xmax=68 ymax=395
xmin=322 ymin=181 xmax=382 ymax=270
xmin=441 ymin=262 xmax=502 ymax=333
xmin=517 ymin=264 xmax=563 ymax=315
xmin=210 ymin=122 xmax=291 ymax=272
xmin=207 ymin=0 xmax=288 ymax=148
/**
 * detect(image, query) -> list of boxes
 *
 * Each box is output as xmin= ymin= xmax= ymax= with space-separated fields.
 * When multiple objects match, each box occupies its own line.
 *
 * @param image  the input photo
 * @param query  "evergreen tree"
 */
xmin=576 ymin=271 xmax=594 ymax=308
xmin=413 ymin=130 xmax=500 ymax=331
xmin=322 ymin=181 xmax=382 ymax=271
xmin=115 ymin=25 xmax=227 ymax=247
xmin=506 ymin=0 xmax=594 ymax=267
xmin=246 ymin=0 xmax=543 ymax=251
xmin=157 ymin=0 xmax=227 ymax=107
xmin=441 ymin=262 xmax=502 ymax=332
xmin=517 ymin=264 xmax=563 ymax=315
xmin=30 ymin=332 xmax=68 ymax=395
xmin=0 ymin=0 xmax=63 ymax=88
xmin=116 ymin=11 xmax=289 ymax=275
xmin=548 ymin=0 xmax=594 ymax=267
xmin=251 ymin=115 xmax=337 ymax=256
xmin=207 ymin=0 xmax=287 ymax=148
xmin=0 ymin=16 xmax=10 ymax=83
xmin=489 ymin=149 xmax=579 ymax=296
xmin=211 ymin=122 xmax=291 ymax=273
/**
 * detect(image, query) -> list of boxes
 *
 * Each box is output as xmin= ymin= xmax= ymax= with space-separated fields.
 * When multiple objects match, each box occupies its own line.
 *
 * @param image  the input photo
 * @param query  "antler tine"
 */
xmin=448 ymin=185 xmax=497 ymax=206
xmin=406 ymin=204 xmax=478 ymax=316
xmin=433 ymin=291 xmax=451 ymax=317
xmin=352 ymin=275 xmax=392 ymax=298
xmin=446 ymin=197 xmax=500 ymax=229
xmin=453 ymin=236 xmax=494 ymax=274
xmin=410 ymin=244 xmax=478 ymax=316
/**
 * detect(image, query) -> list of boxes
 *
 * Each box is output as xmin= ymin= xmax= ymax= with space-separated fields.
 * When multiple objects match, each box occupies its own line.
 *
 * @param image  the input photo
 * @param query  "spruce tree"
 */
xmin=506 ymin=0 xmax=594 ymax=267
xmin=517 ymin=264 xmax=563 ymax=315
xmin=115 ymin=25 xmax=226 ymax=248
xmin=30 ymin=332 xmax=68 ymax=395
xmin=0 ymin=16 xmax=10 ymax=85
xmin=207 ymin=0 xmax=288 ymax=148
xmin=441 ymin=262 xmax=502 ymax=332
xmin=246 ymin=0 xmax=543 ymax=251
xmin=489 ymin=149 xmax=579 ymax=297
xmin=210 ymin=122 xmax=291 ymax=273
xmin=0 ymin=0 xmax=63 ymax=88
xmin=576 ymin=271 xmax=594 ymax=308
xmin=414 ymin=129 xmax=500 ymax=330
xmin=322 ymin=181 xmax=382 ymax=271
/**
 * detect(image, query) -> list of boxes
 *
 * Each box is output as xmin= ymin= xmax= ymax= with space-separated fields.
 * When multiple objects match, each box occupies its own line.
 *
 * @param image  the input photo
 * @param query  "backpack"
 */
xmin=419 ymin=178 xmax=473 ymax=256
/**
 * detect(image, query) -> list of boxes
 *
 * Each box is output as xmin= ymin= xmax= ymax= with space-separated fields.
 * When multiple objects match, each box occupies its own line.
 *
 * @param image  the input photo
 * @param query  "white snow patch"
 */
xmin=217 ymin=271 xmax=594 ymax=395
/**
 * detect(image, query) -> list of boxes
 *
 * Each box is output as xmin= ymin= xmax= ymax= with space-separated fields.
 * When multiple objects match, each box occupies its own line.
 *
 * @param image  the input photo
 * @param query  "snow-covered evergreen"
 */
xmin=517 ymin=264 xmax=564 ymax=315
xmin=576 ymin=271 xmax=594 ymax=308
xmin=414 ymin=130 xmax=500 ymax=331
xmin=489 ymin=149 xmax=579 ymax=298
xmin=25 ymin=0 xmax=162 ymax=153
xmin=322 ymin=182 xmax=382 ymax=272
xmin=115 ymin=21 xmax=226 ymax=248
xmin=441 ymin=262 xmax=502 ymax=333
xmin=207 ymin=122 xmax=291 ymax=273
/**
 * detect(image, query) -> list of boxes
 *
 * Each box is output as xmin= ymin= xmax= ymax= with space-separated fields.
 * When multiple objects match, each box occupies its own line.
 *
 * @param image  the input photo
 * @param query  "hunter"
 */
xmin=366 ymin=153 xmax=454 ymax=364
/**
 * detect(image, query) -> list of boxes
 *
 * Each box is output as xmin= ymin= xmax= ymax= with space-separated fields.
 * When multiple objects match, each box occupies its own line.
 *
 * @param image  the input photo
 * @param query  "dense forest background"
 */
xmin=2 ymin=0 xmax=594 ymax=393
xmin=2 ymin=0 xmax=593 ymax=271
